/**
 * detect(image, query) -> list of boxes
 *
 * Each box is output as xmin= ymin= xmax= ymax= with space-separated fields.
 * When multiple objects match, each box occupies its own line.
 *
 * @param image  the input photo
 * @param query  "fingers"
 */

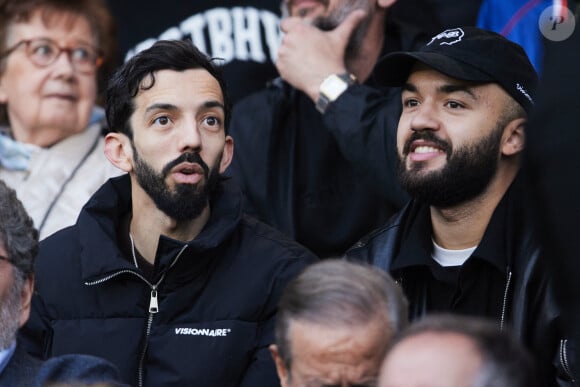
xmin=332 ymin=9 xmax=367 ymax=42
xmin=280 ymin=16 xmax=307 ymax=33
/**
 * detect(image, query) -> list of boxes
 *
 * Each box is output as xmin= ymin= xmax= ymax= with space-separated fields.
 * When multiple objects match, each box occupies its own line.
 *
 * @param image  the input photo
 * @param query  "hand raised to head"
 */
xmin=276 ymin=9 xmax=366 ymax=102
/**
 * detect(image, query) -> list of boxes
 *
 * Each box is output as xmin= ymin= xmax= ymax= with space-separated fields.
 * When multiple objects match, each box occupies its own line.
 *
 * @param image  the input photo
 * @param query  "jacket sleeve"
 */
xmin=225 ymin=83 xmax=289 ymax=222
xmin=323 ymin=84 xmax=409 ymax=208
xmin=18 ymin=290 xmax=53 ymax=360
xmin=239 ymin=250 xmax=315 ymax=387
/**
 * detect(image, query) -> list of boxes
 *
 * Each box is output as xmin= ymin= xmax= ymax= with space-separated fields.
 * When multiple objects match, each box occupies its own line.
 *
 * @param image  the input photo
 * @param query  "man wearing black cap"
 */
xmin=347 ymin=27 xmax=574 ymax=386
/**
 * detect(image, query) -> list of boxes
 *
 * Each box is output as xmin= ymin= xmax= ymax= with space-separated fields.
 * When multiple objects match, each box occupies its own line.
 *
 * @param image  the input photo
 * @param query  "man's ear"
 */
xmin=501 ymin=117 xmax=526 ymax=156
xmin=19 ymin=275 xmax=33 ymax=328
xmin=104 ymin=132 xmax=134 ymax=172
xmin=269 ymin=344 xmax=289 ymax=387
xmin=219 ymin=135 xmax=234 ymax=173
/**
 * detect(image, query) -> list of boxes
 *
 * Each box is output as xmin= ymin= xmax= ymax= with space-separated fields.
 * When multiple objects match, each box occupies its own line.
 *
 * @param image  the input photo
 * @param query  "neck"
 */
xmin=129 ymin=177 xmax=210 ymax=265
xmin=430 ymin=163 xmax=519 ymax=249
xmin=347 ymin=10 xmax=386 ymax=82
xmin=11 ymin=124 xmax=82 ymax=147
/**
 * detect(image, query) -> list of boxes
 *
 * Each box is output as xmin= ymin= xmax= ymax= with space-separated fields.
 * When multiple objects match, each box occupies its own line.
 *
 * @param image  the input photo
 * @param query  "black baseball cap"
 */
xmin=377 ymin=27 xmax=538 ymax=113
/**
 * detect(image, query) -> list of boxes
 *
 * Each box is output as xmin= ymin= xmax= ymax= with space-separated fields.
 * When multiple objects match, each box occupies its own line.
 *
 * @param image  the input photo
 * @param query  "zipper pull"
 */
xmin=149 ymin=288 xmax=159 ymax=313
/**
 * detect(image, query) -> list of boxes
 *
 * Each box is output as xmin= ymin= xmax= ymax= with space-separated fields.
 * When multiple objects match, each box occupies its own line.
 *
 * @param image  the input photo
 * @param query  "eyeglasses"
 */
xmin=0 ymin=255 xmax=13 ymax=266
xmin=0 ymin=38 xmax=103 ymax=74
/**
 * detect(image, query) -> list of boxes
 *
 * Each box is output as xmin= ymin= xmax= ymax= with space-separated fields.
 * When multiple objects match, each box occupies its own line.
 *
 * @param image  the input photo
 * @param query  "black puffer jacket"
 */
xmin=20 ymin=175 xmax=316 ymax=387
xmin=347 ymin=180 xmax=575 ymax=387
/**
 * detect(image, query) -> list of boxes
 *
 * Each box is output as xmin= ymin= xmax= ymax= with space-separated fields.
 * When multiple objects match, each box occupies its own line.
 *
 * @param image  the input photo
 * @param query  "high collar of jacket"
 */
xmin=77 ymin=174 xmax=243 ymax=283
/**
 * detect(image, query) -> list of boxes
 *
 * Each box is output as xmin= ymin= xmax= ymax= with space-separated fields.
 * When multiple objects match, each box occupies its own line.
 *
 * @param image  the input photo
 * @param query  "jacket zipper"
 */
xmin=500 ymin=270 xmax=512 ymax=331
xmin=560 ymin=339 xmax=576 ymax=381
xmin=84 ymin=244 xmax=189 ymax=387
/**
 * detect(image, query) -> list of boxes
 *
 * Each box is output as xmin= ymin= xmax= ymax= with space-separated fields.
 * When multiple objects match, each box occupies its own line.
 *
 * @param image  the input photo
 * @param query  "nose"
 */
xmin=177 ymin=121 xmax=202 ymax=153
xmin=409 ymin=101 xmax=440 ymax=132
xmin=51 ymin=50 xmax=76 ymax=78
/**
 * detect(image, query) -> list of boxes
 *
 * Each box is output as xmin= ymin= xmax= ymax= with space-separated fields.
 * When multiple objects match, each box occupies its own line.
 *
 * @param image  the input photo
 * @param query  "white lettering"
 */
xmin=174 ymin=327 xmax=232 ymax=337
xmin=261 ymin=10 xmax=282 ymax=62
xmin=125 ymin=7 xmax=281 ymax=64
xmin=516 ymin=83 xmax=534 ymax=104
xmin=233 ymin=7 xmax=265 ymax=62
xmin=180 ymin=14 xmax=207 ymax=53
xmin=159 ymin=26 xmax=181 ymax=41
xmin=207 ymin=8 xmax=235 ymax=62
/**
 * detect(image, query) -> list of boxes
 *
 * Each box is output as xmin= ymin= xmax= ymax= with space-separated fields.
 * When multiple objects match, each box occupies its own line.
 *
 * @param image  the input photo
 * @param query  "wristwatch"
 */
xmin=315 ymin=72 xmax=357 ymax=114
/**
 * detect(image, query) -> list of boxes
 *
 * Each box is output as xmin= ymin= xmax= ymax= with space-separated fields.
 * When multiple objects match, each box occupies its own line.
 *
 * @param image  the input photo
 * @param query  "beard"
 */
xmin=132 ymin=146 xmax=222 ymax=221
xmin=312 ymin=0 xmax=372 ymax=60
xmin=0 ymin=271 xmax=24 ymax=350
xmin=398 ymin=123 xmax=505 ymax=208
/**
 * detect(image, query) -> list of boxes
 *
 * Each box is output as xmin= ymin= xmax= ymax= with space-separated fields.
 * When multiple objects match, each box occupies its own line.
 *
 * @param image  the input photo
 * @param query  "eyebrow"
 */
xmin=403 ymin=82 xmax=479 ymax=100
xmin=145 ymin=100 xmax=225 ymax=114
xmin=145 ymin=103 xmax=178 ymax=114
xmin=202 ymin=100 xmax=225 ymax=112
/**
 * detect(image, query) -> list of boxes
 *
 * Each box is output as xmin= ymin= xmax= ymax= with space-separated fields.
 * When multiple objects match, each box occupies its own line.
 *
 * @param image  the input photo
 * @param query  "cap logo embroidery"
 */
xmin=427 ymin=28 xmax=465 ymax=46
xmin=516 ymin=83 xmax=534 ymax=104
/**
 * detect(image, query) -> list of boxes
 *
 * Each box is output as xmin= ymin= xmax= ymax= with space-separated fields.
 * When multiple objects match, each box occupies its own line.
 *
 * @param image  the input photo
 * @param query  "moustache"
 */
xmin=403 ymin=131 xmax=451 ymax=156
xmin=161 ymin=152 xmax=209 ymax=178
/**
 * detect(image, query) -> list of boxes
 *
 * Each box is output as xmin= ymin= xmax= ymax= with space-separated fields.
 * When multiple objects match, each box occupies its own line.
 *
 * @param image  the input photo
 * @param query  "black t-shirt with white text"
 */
xmin=106 ymin=0 xmax=281 ymax=103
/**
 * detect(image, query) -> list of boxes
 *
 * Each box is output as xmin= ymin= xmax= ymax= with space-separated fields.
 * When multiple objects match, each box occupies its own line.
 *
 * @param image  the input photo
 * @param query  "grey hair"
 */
xmin=0 ymin=180 xmax=38 ymax=278
xmin=275 ymin=259 xmax=408 ymax=369
xmin=390 ymin=314 xmax=539 ymax=387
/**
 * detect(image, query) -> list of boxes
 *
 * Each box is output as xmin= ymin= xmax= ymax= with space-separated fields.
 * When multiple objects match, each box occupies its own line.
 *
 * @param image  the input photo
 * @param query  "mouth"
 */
xmin=45 ymin=93 xmax=78 ymax=102
xmin=407 ymin=140 xmax=446 ymax=162
xmin=171 ymin=163 xmax=205 ymax=184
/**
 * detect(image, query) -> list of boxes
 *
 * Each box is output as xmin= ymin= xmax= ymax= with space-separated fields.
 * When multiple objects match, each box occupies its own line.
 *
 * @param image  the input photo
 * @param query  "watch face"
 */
xmin=322 ymin=74 xmax=349 ymax=100
xmin=317 ymin=73 xmax=355 ymax=113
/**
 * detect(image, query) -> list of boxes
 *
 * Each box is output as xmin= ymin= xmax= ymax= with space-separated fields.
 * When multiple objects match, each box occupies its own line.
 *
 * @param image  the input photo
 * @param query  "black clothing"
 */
xmin=0 ymin=344 xmax=125 ymax=387
xmin=347 ymin=177 xmax=574 ymax=386
xmin=106 ymin=0 xmax=281 ymax=103
xmin=227 ymin=21 xmax=423 ymax=257
xmin=20 ymin=175 xmax=316 ymax=387
xmin=525 ymin=24 xmax=580 ymax=382
xmin=390 ymin=194 xmax=508 ymax=319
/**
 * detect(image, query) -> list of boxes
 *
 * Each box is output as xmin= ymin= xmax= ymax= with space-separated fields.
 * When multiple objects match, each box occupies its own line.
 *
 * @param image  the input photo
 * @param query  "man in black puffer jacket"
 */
xmin=347 ymin=27 xmax=575 ymax=386
xmin=19 ymin=40 xmax=316 ymax=387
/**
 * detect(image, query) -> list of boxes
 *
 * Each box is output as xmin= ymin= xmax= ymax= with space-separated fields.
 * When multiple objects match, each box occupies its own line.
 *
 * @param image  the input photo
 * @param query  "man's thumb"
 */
xmin=333 ymin=9 xmax=366 ymax=42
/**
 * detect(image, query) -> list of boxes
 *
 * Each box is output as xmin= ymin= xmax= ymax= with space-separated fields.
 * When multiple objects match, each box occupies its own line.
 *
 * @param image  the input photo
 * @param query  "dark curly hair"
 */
xmin=106 ymin=39 xmax=231 ymax=138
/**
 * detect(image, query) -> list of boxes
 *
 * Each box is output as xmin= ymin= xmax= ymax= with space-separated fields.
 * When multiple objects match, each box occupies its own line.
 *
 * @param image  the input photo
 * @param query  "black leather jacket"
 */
xmin=347 ymin=191 xmax=575 ymax=386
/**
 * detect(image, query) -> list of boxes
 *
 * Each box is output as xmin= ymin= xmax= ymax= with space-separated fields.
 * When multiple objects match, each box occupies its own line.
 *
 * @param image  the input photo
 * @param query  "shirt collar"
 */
xmin=0 ymin=132 xmax=38 ymax=171
xmin=391 ymin=196 xmax=509 ymax=275
xmin=0 ymin=341 xmax=17 ymax=375
xmin=0 ymin=106 xmax=105 ymax=172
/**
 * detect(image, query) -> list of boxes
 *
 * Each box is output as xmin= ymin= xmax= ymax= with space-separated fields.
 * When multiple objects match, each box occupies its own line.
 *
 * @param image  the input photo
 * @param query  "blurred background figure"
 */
xmin=379 ymin=314 xmax=540 ymax=387
xmin=107 ymin=0 xmax=282 ymax=104
xmin=270 ymin=259 xmax=408 ymax=387
xmin=0 ymin=180 xmax=124 ymax=386
xmin=0 ymin=0 xmax=121 ymax=239
xmin=227 ymin=0 xmax=423 ymax=258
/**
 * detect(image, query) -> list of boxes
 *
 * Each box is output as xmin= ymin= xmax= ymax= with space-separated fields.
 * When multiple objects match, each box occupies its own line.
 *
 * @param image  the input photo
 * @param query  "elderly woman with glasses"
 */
xmin=0 ymin=0 xmax=121 ymax=239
